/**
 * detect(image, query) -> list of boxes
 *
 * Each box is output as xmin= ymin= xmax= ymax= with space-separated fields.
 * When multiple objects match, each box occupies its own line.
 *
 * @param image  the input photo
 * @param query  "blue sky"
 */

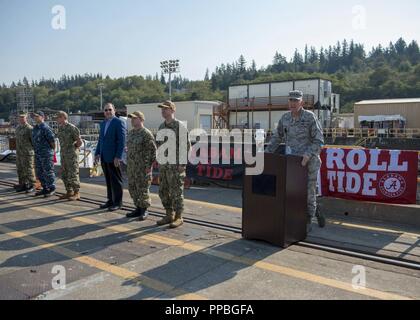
xmin=0 ymin=0 xmax=419 ymax=85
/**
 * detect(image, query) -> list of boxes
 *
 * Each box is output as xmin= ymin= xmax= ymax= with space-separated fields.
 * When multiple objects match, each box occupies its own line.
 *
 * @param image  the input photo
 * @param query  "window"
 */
xmin=199 ymin=115 xmax=212 ymax=130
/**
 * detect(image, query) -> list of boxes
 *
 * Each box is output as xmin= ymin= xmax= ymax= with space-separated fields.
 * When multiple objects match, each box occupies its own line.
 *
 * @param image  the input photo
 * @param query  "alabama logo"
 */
xmin=379 ymin=173 xmax=406 ymax=198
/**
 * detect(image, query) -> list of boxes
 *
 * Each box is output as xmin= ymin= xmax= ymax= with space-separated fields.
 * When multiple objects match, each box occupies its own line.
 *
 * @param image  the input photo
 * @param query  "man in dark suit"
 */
xmin=95 ymin=103 xmax=127 ymax=211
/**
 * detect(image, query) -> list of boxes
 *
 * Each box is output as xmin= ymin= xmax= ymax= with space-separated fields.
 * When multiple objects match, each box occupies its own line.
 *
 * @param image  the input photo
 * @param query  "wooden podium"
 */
xmin=242 ymin=153 xmax=308 ymax=248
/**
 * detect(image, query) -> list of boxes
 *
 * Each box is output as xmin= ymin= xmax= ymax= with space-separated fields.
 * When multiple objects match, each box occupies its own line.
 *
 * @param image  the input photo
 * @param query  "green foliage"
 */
xmin=1 ymin=38 xmax=419 ymax=120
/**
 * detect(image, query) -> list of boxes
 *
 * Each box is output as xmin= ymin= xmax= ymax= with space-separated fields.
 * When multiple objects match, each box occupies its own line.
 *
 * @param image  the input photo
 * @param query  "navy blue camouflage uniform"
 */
xmin=32 ymin=122 xmax=56 ymax=191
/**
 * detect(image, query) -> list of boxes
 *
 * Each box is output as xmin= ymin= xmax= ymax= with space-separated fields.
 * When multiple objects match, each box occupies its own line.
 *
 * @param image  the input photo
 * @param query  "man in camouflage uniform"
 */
xmin=56 ymin=111 xmax=82 ymax=201
xmin=266 ymin=90 xmax=326 ymax=232
xmin=156 ymin=101 xmax=191 ymax=228
xmin=32 ymin=111 xmax=56 ymax=197
xmin=125 ymin=111 xmax=157 ymax=221
xmin=14 ymin=112 xmax=35 ymax=193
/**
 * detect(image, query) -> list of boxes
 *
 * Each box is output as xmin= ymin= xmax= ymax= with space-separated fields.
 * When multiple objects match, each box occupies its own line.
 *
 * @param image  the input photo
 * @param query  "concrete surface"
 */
xmin=1 ymin=162 xmax=420 ymax=300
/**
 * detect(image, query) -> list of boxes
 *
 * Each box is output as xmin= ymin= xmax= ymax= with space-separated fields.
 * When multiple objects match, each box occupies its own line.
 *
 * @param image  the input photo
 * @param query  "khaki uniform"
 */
xmin=267 ymin=109 xmax=324 ymax=217
xmin=157 ymin=119 xmax=191 ymax=214
xmin=127 ymin=127 xmax=156 ymax=209
xmin=57 ymin=122 xmax=81 ymax=193
xmin=15 ymin=123 xmax=35 ymax=186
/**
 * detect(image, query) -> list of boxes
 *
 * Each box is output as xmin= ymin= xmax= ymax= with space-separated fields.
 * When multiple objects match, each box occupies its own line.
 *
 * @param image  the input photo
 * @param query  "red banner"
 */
xmin=320 ymin=148 xmax=418 ymax=204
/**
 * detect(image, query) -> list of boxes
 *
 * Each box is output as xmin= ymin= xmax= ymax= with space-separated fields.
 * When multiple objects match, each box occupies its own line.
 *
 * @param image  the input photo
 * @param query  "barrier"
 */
xmin=324 ymin=128 xmax=420 ymax=139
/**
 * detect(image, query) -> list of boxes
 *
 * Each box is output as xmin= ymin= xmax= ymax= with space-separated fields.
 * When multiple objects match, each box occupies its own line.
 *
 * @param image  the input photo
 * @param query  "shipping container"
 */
xmin=228 ymin=78 xmax=338 ymax=131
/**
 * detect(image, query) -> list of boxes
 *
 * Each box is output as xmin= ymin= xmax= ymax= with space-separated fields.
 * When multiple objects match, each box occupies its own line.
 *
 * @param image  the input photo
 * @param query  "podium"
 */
xmin=242 ymin=153 xmax=308 ymax=248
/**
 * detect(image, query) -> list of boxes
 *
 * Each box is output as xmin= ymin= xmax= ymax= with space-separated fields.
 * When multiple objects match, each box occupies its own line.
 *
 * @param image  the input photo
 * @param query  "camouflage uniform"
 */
xmin=157 ymin=119 xmax=191 ymax=215
xmin=127 ymin=127 xmax=156 ymax=209
xmin=15 ymin=123 xmax=35 ymax=186
xmin=57 ymin=122 xmax=81 ymax=194
xmin=266 ymin=109 xmax=324 ymax=218
xmin=32 ymin=122 xmax=56 ymax=191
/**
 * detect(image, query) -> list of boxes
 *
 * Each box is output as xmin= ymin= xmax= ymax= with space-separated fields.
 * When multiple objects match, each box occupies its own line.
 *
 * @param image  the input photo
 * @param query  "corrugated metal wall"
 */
xmin=354 ymin=102 xmax=420 ymax=128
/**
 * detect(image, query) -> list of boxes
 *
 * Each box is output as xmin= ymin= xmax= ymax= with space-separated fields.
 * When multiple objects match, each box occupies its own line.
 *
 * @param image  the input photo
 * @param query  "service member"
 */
xmin=266 ymin=90 xmax=326 ymax=232
xmin=156 ymin=101 xmax=191 ymax=228
xmin=56 ymin=111 xmax=83 ymax=201
xmin=32 ymin=111 xmax=56 ymax=197
xmin=14 ymin=112 xmax=35 ymax=193
xmin=126 ymin=111 xmax=156 ymax=221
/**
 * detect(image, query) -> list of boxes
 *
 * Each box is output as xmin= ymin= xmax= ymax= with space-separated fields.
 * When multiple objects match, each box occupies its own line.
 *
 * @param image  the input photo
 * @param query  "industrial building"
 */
xmin=227 ymin=78 xmax=340 ymax=131
xmin=354 ymin=98 xmax=420 ymax=129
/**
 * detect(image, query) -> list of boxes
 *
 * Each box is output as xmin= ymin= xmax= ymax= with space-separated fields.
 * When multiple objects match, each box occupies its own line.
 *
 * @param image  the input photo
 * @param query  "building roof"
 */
xmin=358 ymin=115 xmax=406 ymax=123
xmin=228 ymin=78 xmax=331 ymax=88
xmin=355 ymin=98 xmax=420 ymax=105
xmin=126 ymin=100 xmax=221 ymax=108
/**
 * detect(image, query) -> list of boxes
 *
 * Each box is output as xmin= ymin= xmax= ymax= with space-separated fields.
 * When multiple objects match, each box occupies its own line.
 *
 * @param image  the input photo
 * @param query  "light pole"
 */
xmin=160 ymin=59 xmax=180 ymax=101
xmin=98 ymin=83 xmax=105 ymax=110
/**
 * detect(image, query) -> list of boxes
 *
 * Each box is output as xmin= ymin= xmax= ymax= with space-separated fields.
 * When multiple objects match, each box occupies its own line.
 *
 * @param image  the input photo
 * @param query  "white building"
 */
xmin=335 ymin=113 xmax=355 ymax=129
xmin=126 ymin=101 xmax=221 ymax=132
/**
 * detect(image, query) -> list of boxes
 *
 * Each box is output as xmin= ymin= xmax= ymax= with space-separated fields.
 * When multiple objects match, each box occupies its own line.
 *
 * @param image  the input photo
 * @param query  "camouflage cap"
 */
xmin=18 ymin=111 xmax=28 ymax=117
xmin=128 ymin=111 xmax=145 ymax=121
xmin=157 ymin=100 xmax=176 ymax=111
xmin=33 ymin=111 xmax=45 ymax=117
xmin=289 ymin=90 xmax=304 ymax=101
xmin=55 ymin=111 xmax=68 ymax=119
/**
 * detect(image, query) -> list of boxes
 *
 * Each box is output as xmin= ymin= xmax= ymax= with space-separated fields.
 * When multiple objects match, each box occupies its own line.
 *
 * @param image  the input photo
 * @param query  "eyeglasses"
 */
xmin=104 ymin=109 xmax=113 ymax=112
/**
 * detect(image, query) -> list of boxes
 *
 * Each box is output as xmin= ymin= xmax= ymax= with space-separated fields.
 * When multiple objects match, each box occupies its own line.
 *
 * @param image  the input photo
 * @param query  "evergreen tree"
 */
xmin=238 ymin=55 xmax=246 ymax=73
xmin=1 ymin=37 xmax=418 ymax=119
xmin=160 ymin=73 xmax=166 ymax=85
xmin=407 ymin=40 xmax=420 ymax=64
xmin=394 ymin=37 xmax=407 ymax=55
xmin=292 ymin=49 xmax=304 ymax=72
xmin=309 ymin=47 xmax=318 ymax=64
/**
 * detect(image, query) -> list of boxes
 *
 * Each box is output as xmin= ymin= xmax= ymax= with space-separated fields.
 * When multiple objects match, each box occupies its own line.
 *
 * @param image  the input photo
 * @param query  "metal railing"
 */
xmin=323 ymin=128 xmax=420 ymax=139
xmin=228 ymin=95 xmax=315 ymax=110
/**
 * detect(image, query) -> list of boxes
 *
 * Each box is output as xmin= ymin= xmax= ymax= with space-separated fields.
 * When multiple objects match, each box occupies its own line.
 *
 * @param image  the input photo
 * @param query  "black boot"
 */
xmin=44 ymin=186 xmax=56 ymax=197
xmin=138 ymin=208 xmax=149 ymax=221
xmin=99 ymin=202 xmax=113 ymax=209
xmin=126 ymin=208 xmax=142 ymax=218
xmin=108 ymin=204 xmax=122 ymax=212
xmin=15 ymin=185 xmax=27 ymax=192
xmin=35 ymin=189 xmax=47 ymax=197
xmin=316 ymin=207 xmax=326 ymax=228
xmin=25 ymin=184 xmax=34 ymax=193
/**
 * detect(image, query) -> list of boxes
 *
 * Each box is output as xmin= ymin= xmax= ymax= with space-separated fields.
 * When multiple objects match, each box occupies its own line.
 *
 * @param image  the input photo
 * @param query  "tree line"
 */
xmin=1 ymin=37 xmax=419 ymax=120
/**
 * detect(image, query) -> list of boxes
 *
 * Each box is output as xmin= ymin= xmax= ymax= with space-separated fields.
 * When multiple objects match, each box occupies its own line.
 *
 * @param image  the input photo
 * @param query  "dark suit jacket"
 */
xmin=95 ymin=117 xmax=127 ymax=163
